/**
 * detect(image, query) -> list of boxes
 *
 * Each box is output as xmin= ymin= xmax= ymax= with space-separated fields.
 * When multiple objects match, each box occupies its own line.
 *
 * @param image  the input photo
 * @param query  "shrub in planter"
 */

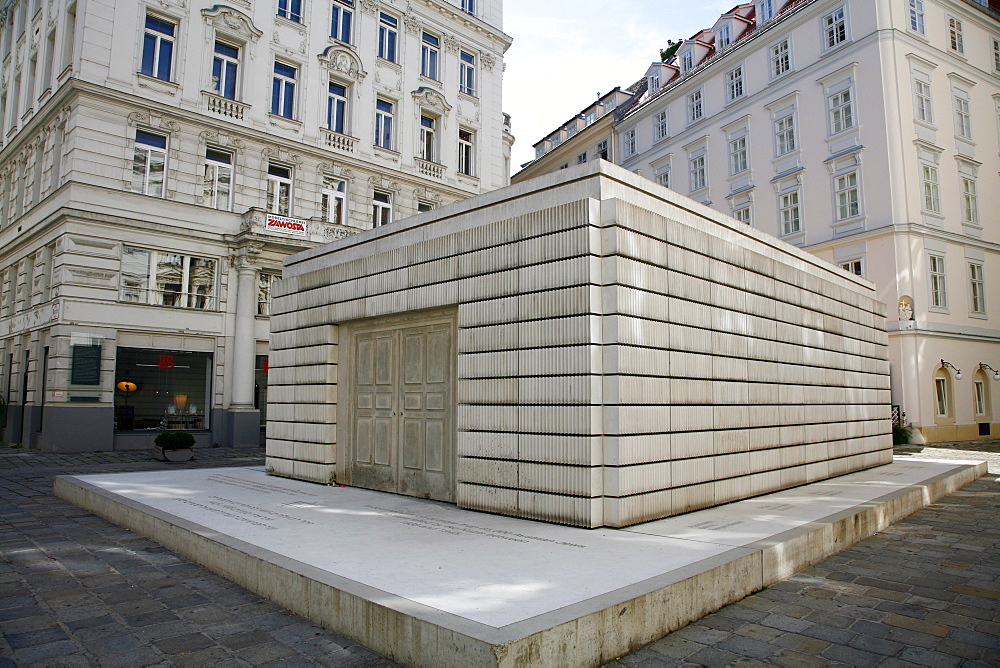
xmin=154 ymin=432 xmax=195 ymax=461
xmin=155 ymin=431 xmax=196 ymax=450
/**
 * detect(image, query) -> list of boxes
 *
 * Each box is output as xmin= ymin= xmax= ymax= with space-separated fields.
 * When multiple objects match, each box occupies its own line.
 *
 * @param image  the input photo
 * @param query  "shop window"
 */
xmin=114 ymin=348 xmax=211 ymax=431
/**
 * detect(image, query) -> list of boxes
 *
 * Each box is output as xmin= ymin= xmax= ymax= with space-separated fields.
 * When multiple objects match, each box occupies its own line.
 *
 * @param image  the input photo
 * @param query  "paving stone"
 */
xmin=6 ymin=442 xmax=1000 ymax=668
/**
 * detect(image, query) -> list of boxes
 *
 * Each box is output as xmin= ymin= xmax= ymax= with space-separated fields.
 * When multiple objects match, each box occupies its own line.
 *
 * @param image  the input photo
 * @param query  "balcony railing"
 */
xmin=321 ymin=129 xmax=358 ymax=153
xmin=203 ymin=92 xmax=248 ymax=120
xmin=416 ymin=158 xmax=444 ymax=179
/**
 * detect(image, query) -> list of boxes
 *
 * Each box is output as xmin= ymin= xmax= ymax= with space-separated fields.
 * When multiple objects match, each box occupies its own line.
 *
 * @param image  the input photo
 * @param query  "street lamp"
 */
xmin=940 ymin=360 xmax=962 ymax=380
xmin=980 ymin=363 xmax=1000 ymax=382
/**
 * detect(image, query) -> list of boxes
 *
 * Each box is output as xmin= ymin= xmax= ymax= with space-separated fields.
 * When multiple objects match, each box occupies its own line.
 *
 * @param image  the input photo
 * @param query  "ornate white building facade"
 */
xmin=515 ymin=0 xmax=999 ymax=444
xmin=0 ymin=0 xmax=512 ymax=451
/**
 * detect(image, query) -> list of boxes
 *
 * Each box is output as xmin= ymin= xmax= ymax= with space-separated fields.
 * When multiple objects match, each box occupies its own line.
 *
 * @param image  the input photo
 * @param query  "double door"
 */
xmin=347 ymin=318 xmax=454 ymax=502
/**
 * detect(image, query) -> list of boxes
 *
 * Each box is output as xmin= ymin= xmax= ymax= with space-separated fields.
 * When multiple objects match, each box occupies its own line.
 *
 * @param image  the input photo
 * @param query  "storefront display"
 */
xmin=114 ymin=348 xmax=212 ymax=431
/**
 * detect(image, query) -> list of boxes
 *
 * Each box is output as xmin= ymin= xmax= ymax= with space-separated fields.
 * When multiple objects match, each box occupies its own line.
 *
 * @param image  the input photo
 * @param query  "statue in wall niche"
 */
xmin=898 ymin=299 xmax=913 ymax=321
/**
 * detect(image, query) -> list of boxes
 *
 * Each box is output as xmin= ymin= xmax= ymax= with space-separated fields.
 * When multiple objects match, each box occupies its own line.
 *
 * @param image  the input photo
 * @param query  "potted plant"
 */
xmin=154 ymin=431 xmax=196 ymax=462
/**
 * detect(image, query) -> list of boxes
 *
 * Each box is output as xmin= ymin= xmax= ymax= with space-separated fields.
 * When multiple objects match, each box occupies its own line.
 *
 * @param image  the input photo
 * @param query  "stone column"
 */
xmin=226 ymin=244 xmax=262 ymax=447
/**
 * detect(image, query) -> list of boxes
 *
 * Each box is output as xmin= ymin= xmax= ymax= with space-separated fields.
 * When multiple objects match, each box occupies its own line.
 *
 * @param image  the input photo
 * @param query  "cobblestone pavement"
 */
xmin=0 ymin=442 xmax=997 ymax=667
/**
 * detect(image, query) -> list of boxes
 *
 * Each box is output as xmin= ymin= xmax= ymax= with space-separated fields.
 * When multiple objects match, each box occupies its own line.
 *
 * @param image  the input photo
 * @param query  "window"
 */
xmin=204 ymin=148 xmax=233 ymax=211
xmin=934 ymin=377 xmax=948 ymax=416
xmin=331 ymin=0 xmax=353 ymax=43
xmin=689 ymin=155 xmax=706 ymax=192
xmin=829 ymin=89 xmax=854 ymax=134
xmin=327 ymin=82 xmax=348 ymax=133
xmin=780 ymin=191 xmax=801 ymax=235
xmin=680 ymin=51 xmax=693 ymax=74
xmin=130 ymin=130 xmax=167 ymax=197
xmin=962 ymin=178 xmax=978 ymax=226
xmin=835 ymin=172 xmax=860 ymax=220
xmin=266 ymin=164 xmax=292 ymax=215
xmin=653 ymin=110 xmax=668 ymax=141
xmin=974 ymin=379 xmax=987 ymax=416
xmin=656 ymin=169 xmax=670 ymax=188
xmin=378 ymin=13 xmax=397 ymax=62
xmin=375 ymin=98 xmax=394 ymax=149
xmin=321 ymin=178 xmax=346 ymax=224
xmin=271 ymin=62 xmax=296 ymax=118
xmin=726 ymin=66 xmax=744 ymax=102
xmin=909 ymin=0 xmax=925 ymax=34
xmin=770 ymin=39 xmax=790 ymax=78
xmin=687 ymin=90 xmax=703 ymax=123
xmin=278 ymin=0 xmax=302 ymax=22
xmin=922 ymin=165 xmax=941 ymax=213
xmin=729 ymin=136 xmax=748 ymax=175
xmin=585 ymin=111 xmax=596 ymax=126
xmin=458 ymin=129 xmax=475 ymax=176
xmin=420 ymin=115 xmax=437 ymax=162
xmin=775 ymin=114 xmax=796 ymax=155
xmin=649 ymin=73 xmax=660 ymax=92
xmin=597 ymin=140 xmax=609 ymax=161
xmin=140 ymin=15 xmax=174 ymax=81
xmin=578 ymin=152 xmax=587 ymax=164
xmin=929 ymin=254 xmax=947 ymax=308
xmin=121 ymin=247 xmax=217 ymax=310
xmin=460 ymin=51 xmax=476 ymax=95
xmin=212 ymin=42 xmax=239 ymax=100
xmin=823 ymin=7 xmax=847 ymax=49
xmin=114 ymin=348 xmax=212 ymax=431
xmin=622 ymin=128 xmax=637 ymax=158
xmin=954 ymin=96 xmax=971 ymax=139
xmin=840 ymin=259 xmax=862 ymax=276
xmin=372 ymin=191 xmax=392 ymax=227
xmin=914 ymin=79 xmax=933 ymax=124
xmin=417 ymin=202 xmax=433 ymax=213
xmin=733 ymin=206 xmax=751 ymax=224
xmin=462 ymin=0 xmax=475 ymax=15
xmin=948 ymin=17 xmax=963 ymax=54
xmin=969 ymin=262 xmax=986 ymax=314
xmin=758 ymin=0 xmax=774 ymax=23
xmin=421 ymin=32 xmax=439 ymax=79
xmin=717 ymin=25 xmax=731 ymax=50
xmin=258 ymin=273 xmax=277 ymax=316
xmin=994 ymin=37 xmax=1000 ymax=74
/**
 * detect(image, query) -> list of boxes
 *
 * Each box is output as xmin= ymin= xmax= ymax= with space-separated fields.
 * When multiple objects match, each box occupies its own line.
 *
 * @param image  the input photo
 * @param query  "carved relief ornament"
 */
xmin=127 ymin=110 xmax=180 ymax=134
xmin=201 ymin=6 xmax=263 ymax=44
xmin=411 ymin=87 xmax=452 ymax=114
xmin=318 ymin=46 xmax=367 ymax=83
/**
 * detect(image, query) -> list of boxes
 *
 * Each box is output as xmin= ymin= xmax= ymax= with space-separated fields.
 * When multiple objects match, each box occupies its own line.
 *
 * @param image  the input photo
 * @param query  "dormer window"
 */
xmin=758 ymin=0 xmax=774 ymax=24
xmin=649 ymin=72 xmax=660 ymax=91
xmin=717 ymin=25 xmax=731 ymax=50
xmin=585 ymin=111 xmax=596 ymax=125
xmin=681 ymin=51 xmax=694 ymax=73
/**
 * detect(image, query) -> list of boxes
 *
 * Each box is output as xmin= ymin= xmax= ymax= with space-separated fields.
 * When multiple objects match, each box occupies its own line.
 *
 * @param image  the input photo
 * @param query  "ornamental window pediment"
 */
xmin=319 ymin=46 xmax=367 ymax=83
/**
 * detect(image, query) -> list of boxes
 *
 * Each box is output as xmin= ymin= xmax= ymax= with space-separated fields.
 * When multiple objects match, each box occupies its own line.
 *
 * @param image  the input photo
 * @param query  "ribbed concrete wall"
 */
xmin=266 ymin=162 xmax=891 ymax=527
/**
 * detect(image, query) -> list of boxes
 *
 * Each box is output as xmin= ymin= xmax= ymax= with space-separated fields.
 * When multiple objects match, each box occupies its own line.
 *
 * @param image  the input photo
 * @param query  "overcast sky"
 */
xmin=502 ymin=0 xmax=735 ymax=174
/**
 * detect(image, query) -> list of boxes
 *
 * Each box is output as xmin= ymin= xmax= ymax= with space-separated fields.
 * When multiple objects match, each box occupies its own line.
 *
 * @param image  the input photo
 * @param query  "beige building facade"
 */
xmin=515 ymin=0 xmax=1000 ymax=443
xmin=0 ymin=0 xmax=511 ymax=451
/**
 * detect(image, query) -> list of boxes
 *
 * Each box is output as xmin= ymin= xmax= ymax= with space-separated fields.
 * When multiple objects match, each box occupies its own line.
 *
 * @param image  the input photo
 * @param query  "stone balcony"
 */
xmin=416 ymin=158 xmax=444 ymax=179
xmin=203 ymin=92 xmax=248 ymax=121
xmin=320 ymin=129 xmax=358 ymax=154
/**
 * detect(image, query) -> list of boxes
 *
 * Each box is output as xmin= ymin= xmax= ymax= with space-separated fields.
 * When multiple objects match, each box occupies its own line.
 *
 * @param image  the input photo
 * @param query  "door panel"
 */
xmin=349 ymin=318 xmax=454 ymax=502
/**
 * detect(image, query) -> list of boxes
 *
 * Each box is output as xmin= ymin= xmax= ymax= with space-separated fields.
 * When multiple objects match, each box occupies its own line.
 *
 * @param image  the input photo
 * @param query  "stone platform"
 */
xmin=55 ymin=458 xmax=985 ymax=667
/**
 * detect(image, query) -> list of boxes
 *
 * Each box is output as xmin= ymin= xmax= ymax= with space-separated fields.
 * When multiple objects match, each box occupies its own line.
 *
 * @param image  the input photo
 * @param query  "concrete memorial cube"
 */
xmin=266 ymin=161 xmax=891 ymax=528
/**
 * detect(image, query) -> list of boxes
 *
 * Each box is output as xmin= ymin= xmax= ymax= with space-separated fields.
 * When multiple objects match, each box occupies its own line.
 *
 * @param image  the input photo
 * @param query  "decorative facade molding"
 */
xmin=201 ymin=5 xmax=263 ymax=43
xmin=479 ymin=50 xmax=497 ymax=70
xmin=126 ymin=110 xmax=181 ymax=134
xmin=411 ymin=87 xmax=452 ymax=114
xmin=318 ymin=46 xmax=367 ymax=83
xmin=412 ymin=187 xmax=443 ymax=204
xmin=402 ymin=12 xmax=422 ymax=36
xmin=368 ymin=174 xmax=400 ymax=191
xmin=318 ymin=162 xmax=355 ymax=180
xmin=361 ymin=0 xmax=380 ymax=16
xmin=442 ymin=34 xmax=460 ymax=54
xmin=199 ymin=129 xmax=246 ymax=150
xmin=261 ymin=147 xmax=303 ymax=165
